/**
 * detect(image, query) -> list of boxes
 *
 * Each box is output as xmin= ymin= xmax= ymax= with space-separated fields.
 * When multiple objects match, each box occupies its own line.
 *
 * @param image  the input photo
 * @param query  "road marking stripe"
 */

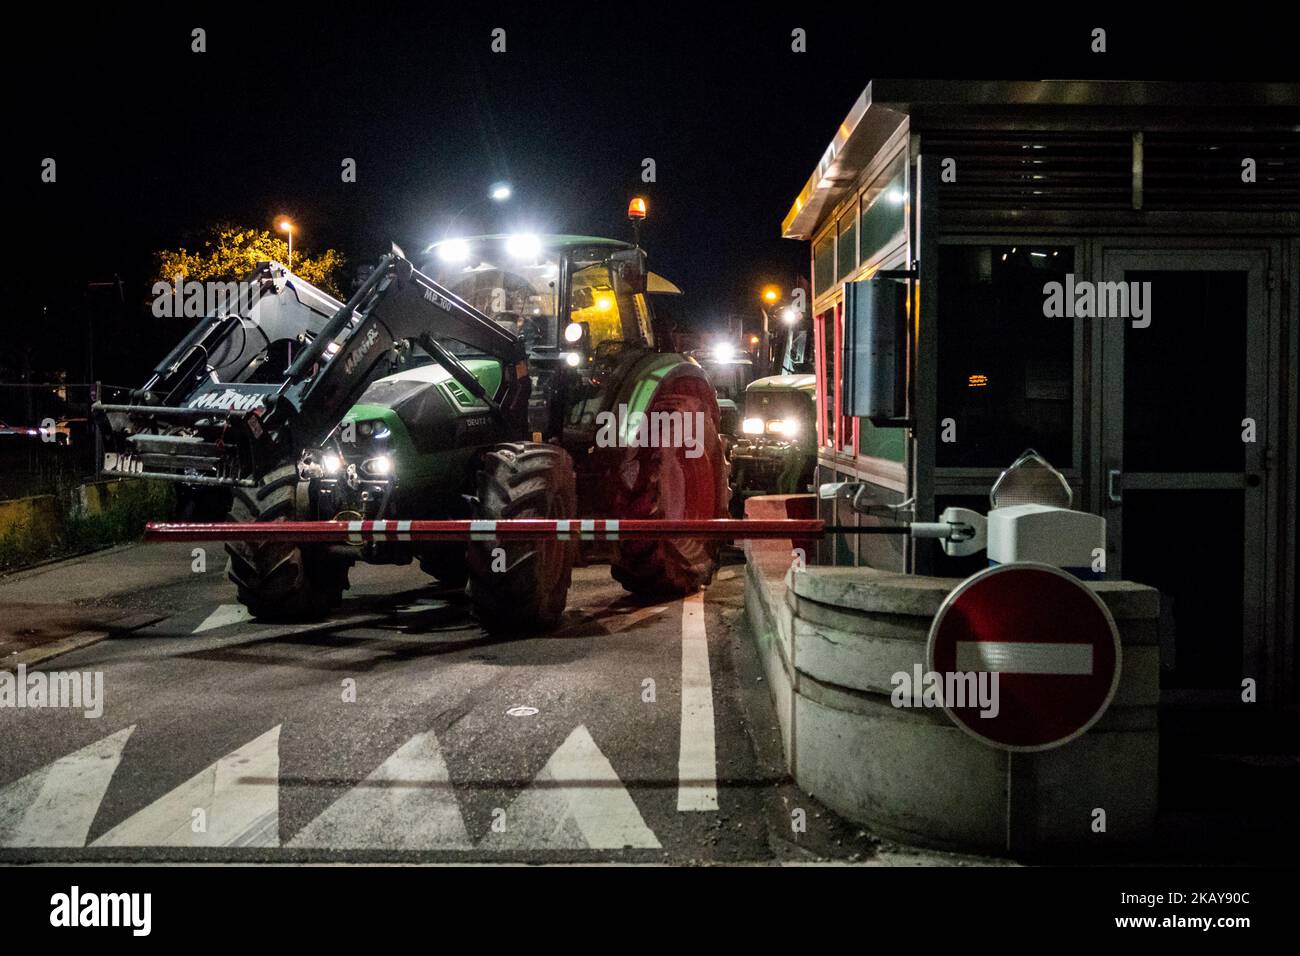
xmin=192 ymin=603 xmax=252 ymax=634
xmin=955 ymin=641 xmax=1094 ymax=675
xmin=479 ymin=725 xmax=660 ymax=850
xmin=0 ymin=726 xmax=135 ymax=847
xmin=677 ymin=591 xmax=718 ymax=811
xmin=288 ymin=730 xmax=471 ymax=849
xmin=92 ymin=726 xmax=280 ymax=848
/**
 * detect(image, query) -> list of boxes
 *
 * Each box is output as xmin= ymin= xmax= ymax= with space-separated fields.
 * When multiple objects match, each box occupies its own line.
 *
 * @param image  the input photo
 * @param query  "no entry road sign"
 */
xmin=926 ymin=562 xmax=1122 ymax=751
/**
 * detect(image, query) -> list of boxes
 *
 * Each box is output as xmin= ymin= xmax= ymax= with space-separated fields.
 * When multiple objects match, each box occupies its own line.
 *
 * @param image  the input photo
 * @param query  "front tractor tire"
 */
xmin=609 ymin=391 xmax=726 ymax=597
xmin=225 ymin=464 xmax=349 ymax=621
xmin=467 ymin=443 xmax=577 ymax=633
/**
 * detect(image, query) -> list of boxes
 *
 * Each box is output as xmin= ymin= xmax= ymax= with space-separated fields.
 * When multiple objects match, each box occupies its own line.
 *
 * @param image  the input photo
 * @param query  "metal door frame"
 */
xmin=1097 ymin=243 xmax=1277 ymax=700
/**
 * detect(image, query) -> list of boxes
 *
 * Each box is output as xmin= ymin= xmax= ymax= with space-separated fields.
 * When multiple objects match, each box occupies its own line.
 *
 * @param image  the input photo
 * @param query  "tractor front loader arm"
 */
xmin=96 ymin=253 xmax=530 ymax=489
xmin=270 ymin=252 xmax=528 ymax=446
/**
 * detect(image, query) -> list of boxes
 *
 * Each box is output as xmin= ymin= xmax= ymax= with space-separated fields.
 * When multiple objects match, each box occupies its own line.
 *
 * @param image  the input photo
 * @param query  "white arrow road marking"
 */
xmin=288 ymin=730 xmax=471 ymax=849
xmin=955 ymin=642 xmax=1094 ymax=675
xmin=677 ymin=591 xmax=718 ymax=811
xmin=92 ymin=726 xmax=280 ymax=847
xmin=479 ymin=725 xmax=660 ymax=850
xmin=192 ymin=604 xmax=252 ymax=634
xmin=0 ymin=726 xmax=135 ymax=847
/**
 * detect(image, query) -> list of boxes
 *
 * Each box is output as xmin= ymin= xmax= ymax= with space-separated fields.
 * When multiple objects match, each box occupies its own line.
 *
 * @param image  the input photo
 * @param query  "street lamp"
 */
xmin=757 ymin=286 xmax=782 ymax=376
xmin=278 ymin=218 xmax=294 ymax=270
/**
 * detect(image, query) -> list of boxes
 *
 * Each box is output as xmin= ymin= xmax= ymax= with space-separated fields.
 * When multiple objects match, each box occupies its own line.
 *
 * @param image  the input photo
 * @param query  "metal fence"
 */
xmin=0 ymin=383 xmax=104 ymax=501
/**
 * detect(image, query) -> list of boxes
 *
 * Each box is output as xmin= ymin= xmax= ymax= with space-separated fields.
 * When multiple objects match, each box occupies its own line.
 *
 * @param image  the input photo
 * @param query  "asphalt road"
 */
xmin=0 ymin=543 xmax=921 ymax=864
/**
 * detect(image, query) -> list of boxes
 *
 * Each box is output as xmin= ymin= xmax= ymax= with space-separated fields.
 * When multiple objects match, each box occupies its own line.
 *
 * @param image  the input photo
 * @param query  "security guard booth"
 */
xmin=781 ymin=81 xmax=1300 ymax=711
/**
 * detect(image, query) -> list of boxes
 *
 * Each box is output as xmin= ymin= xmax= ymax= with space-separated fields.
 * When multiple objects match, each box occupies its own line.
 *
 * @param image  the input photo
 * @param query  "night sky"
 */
xmin=2 ymin=8 xmax=1291 ymax=384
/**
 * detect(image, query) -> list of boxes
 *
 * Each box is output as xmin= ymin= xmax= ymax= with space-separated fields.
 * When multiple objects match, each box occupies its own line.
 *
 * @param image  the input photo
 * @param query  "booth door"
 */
xmin=1099 ymin=248 xmax=1271 ymax=698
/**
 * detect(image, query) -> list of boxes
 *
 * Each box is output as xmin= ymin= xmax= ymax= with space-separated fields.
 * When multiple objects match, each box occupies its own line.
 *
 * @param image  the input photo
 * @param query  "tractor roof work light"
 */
xmin=436 ymin=238 xmax=471 ymax=263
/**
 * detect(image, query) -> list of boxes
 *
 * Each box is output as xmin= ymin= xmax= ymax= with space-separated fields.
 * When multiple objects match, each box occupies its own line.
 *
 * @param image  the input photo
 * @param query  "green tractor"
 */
xmin=97 ymin=233 xmax=727 ymax=632
xmin=727 ymin=314 xmax=818 ymax=515
xmin=728 ymin=374 xmax=817 ymax=515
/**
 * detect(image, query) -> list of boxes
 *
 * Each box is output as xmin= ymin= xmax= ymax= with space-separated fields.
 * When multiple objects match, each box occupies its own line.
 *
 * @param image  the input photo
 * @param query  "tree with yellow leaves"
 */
xmin=154 ymin=224 xmax=345 ymax=297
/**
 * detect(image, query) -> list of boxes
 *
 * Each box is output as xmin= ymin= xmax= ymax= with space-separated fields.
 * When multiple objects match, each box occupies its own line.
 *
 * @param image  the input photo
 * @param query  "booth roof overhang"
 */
xmin=781 ymin=79 xmax=1300 ymax=240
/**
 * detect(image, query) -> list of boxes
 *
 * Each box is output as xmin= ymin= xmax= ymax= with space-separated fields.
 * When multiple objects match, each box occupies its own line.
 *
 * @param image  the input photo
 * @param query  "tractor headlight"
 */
xmin=363 ymin=455 xmax=394 ymax=477
xmin=563 ymin=322 xmax=584 ymax=344
xmin=563 ymin=351 xmax=582 ymax=368
xmin=768 ymin=419 xmax=799 ymax=437
xmin=742 ymin=417 xmax=764 ymax=435
xmin=322 ymin=453 xmax=342 ymax=475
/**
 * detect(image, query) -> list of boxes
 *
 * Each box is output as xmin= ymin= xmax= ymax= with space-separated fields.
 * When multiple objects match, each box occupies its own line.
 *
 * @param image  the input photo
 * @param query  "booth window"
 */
xmin=860 ymin=159 xmax=906 ymax=264
xmin=813 ymin=233 xmax=835 ymax=299
xmin=836 ymin=206 xmax=857 ymax=281
xmin=936 ymin=245 xmax=1075 ymax=467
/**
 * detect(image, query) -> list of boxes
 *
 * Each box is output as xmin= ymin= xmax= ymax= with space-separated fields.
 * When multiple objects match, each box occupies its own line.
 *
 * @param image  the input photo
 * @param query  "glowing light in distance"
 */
xmin=506 ymin=234 xmax=542 ymax=260
xmin=437 ymin=239 xmax=471 ymax=263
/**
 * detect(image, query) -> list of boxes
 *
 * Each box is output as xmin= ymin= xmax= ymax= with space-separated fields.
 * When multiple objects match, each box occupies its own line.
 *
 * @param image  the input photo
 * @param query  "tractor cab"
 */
xmin=421 ymin=235 xmax=657 ymax=360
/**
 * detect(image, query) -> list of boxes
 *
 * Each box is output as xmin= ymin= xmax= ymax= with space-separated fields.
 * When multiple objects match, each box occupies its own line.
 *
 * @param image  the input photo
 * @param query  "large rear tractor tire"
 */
xmin=225 ymin=464 xmax=349 ymax=621
xmin=467 ymin=443 xmax=576 ymax=633
xmin=609 ymin=391 xmax=725 ymax=597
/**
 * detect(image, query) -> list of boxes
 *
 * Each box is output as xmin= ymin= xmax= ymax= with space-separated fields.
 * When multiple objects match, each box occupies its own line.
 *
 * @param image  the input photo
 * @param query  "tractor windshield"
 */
xmin=567 ymin=247 xmax=654 ymax=350
xmin=422 ymin=239 xmax=561 ymax=351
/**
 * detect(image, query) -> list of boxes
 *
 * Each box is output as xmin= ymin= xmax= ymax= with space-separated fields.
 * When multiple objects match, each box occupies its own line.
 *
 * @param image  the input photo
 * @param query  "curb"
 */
xmin=0 ymin=542 xmax=140 ymax=584
xmin=2 ymin=611 xmax=164 ymax=671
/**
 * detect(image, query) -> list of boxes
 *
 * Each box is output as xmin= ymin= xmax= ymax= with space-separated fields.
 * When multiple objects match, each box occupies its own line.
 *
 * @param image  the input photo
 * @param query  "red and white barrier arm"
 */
xmin=143 ymin=518 xmax=829 ymax=543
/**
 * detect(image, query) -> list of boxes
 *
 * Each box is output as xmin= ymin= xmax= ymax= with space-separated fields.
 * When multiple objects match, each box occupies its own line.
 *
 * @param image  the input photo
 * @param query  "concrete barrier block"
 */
xmin=745 ymin=558 xmax=1163 ymax=858
xmin=1016 ymin=729 xmax=1159 ymax=854
xmin=792 ymin=565 xmax=958 ymax=617
xmin=793 ymin=690 xmax=1009 ymax=853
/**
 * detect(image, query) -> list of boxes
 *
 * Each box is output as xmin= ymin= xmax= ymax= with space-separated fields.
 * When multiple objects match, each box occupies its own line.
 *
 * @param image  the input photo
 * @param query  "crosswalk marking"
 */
xmin=0 ymin=726 xmax=135 ymax=847
xmin=479 ymin=725 xmax=660 ymax=850
xmin=92 ymin=726 xmax=280 ymax=847
xmin=288 ymin=730 xmax=471 ymax=849
xmin=677 ymin=591 xmax=718 ymax=811
xmin=192 ymin=603 xmax=252 ymax=634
